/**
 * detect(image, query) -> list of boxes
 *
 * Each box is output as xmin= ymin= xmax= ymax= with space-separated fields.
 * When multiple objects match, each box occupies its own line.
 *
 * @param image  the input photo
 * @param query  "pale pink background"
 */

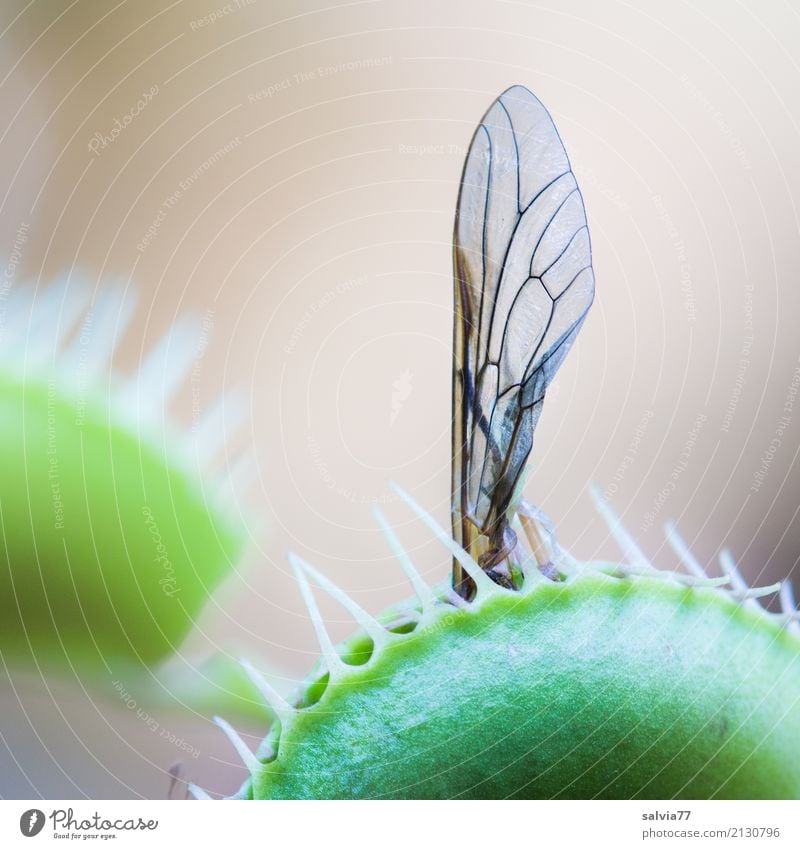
xmin=1 ymin=0 xmax=799 ymax=798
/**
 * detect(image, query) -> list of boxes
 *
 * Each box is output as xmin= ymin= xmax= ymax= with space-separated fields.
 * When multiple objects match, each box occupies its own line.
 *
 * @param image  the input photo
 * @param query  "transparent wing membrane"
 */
xmin=451 ymin=86 xmax=594 ymax=594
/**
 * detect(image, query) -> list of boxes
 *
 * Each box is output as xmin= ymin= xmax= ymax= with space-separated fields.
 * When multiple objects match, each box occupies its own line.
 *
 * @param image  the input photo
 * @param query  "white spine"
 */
xmin=289 ymin=553 xmax=347 ymax=674
xmin=664 ymin=521 xmax=710 ymax=580
xmin=590 ymin=484 xmax=656 ymax=576
xmin=213 ymin=715 xmax=259 ymax=775
xmin=780 ymin=580 xmax=800 ymax=633
xmin=388 ymin=481 xmax=498 ymax=597
xmin=187 ymin=782 xmax=212 ymax=800
xmin=61 ymin=284 xmax=139 ymax=381
xmin=289 ymin=553 xmax=388 ymax=648
xmin=238 ymin=658 xmax=294 ymax=724
xmin=372 ymin=504 xmax=438 ymax=612
xmin=121 ymin=313 xmax=200 ymax=416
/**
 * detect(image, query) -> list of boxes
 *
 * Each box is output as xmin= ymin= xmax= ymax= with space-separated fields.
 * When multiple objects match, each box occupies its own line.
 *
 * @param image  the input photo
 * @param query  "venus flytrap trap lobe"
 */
xmin=204 ymin=491 xmax=800 ymax=799
xmin=196 ymin=86 xmax=800 ymax=799
xmin=0 ymin=276 xmax=262 ymax=716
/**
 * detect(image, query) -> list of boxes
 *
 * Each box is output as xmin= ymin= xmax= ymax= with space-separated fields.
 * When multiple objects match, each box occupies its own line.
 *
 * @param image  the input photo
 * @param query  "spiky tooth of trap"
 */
xmin=442 ymin=586 xmax=472 ymax=608
xmin=5 ymin=277 xmax=88 ymax=364
xmin=387 ymin=481 xmax=498 ymax=597
xmin=590 ymin=484 xmax=656 ymax=575
xmin=289 ymin=553 xmax=388 ymax=649
xmin=288 ymin=553 xmax=350 ymax=675
xmin=0 ymin=285 xmax=35 ymax=349
xmin=719 ymin=549 xmax=787 ymax=614
xmin=661 ymin=522 xmax=734 ymax=588
xmin=746 ymin=583 xmax=783 ymax=599
xmin=718 ymin=549 xmax=780 ymax=608
xmin=664 ymin=521 xmax=710 ymax=580
xmin=2 ymin=279 xmax=76 ymax=338
xmin=779 ymin=581 xmax=800 ymax=633
xmin=122 ymin=313 xmax=201 ymax=415
xmin=61 ymin=284 xmax=138 ymax=380
xmin=372 ymin=504 xmax=438 ymax=612
xmin=718 ymin=549 xmax=750 ymax=593
xmin=238 ymin=657 xmax=293 ymax=724
xmin=213 ymin=716 xmax=259 ymax=775
xmin=666 ymin=524 xmax=782 ymax=602
xmin=780 ymin=580 xmax=796 ymax=614
xmin=25 ymin=278 xmax=92 ymax=367
xmin=187 ymin=782 xmax=212 ymax=800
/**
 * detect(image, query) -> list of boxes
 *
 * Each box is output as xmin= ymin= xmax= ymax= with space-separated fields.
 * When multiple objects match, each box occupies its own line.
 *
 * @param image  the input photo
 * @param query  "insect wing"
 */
xmin=452 ymin=86 xmax=594 ymax=557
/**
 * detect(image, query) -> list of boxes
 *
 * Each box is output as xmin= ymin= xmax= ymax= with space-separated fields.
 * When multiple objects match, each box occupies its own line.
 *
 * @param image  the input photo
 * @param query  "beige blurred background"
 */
xmin=1 ymin=0 xmax=800 ymax=799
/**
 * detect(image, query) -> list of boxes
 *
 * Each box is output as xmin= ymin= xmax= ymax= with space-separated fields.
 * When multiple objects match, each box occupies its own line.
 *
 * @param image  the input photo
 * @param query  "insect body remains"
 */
xmin=451 ymin=86 xmax=595 ymax=597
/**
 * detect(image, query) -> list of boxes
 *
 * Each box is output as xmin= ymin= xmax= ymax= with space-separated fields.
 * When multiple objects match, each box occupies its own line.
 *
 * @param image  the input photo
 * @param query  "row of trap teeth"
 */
xmin=588 ymin=484 xmax=799 ymax=627
xmin=0 ymin=276 xmax=254 ymax=509
xmin=189 ymin=483 xmax=800 ymax=799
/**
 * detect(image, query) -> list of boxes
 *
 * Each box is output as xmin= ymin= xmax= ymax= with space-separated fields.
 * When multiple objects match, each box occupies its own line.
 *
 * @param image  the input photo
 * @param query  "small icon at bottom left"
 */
xmin=19 ymin=810 xmax=45 ymax=838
